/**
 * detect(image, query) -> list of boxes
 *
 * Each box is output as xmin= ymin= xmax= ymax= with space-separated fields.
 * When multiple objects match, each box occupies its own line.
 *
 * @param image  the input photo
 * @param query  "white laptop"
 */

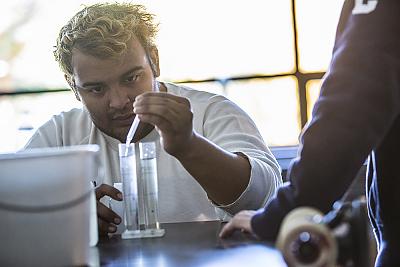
xmin=0 ymin=145 xmax=100 ymax=267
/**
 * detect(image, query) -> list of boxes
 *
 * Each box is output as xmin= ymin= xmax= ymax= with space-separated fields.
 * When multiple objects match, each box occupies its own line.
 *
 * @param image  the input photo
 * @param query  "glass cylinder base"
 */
xmin=121 ymin=228 xmax=165 ymax=239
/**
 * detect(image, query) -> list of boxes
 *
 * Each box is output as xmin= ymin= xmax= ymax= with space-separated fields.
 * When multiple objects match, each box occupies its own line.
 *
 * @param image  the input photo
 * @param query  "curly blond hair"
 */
xmin=54 ymin=2 xmax=159 ymax=80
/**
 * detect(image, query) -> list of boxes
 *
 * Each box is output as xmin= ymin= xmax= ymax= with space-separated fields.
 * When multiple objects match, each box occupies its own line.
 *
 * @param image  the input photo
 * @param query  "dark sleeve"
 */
xmin=251 ymin=0 xmax=400 ymax=240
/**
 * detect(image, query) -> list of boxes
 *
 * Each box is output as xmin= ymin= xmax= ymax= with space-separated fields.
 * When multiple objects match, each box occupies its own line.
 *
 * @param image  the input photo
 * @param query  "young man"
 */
xmin=220 ymin=0 xmax=400 ymax=266
xmin=25 ymin=3 xmax=281 ymax=235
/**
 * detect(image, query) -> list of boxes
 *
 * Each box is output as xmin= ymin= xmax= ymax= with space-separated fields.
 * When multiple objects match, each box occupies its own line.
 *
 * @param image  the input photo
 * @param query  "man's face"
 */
xmin=70 ymin=38 xmax=158 ymax=142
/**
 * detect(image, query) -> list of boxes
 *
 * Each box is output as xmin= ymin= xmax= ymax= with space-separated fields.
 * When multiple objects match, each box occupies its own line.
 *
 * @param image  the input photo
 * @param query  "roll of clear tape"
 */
xmin=276 ymin=207 xmax=338 ymax=267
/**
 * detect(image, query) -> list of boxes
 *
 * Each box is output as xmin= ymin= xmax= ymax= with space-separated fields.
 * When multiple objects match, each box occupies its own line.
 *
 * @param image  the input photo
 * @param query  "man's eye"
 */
xmin=126 ymin=74 xmax=139 ymax=82
xmin=89 ymin=86 xmax=104 ymax=94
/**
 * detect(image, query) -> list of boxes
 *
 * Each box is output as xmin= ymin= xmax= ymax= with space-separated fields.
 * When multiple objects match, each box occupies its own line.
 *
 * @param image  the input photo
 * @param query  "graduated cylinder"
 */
xmin=118 ymin=142 xmax=164 ymax=239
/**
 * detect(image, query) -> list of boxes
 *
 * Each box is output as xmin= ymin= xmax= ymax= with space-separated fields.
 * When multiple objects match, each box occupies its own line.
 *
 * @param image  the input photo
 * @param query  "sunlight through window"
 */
xmin=295 ymin=0 xmax=344 ymax=72
xmin=0 ymin=0 xmax=344 ymax=151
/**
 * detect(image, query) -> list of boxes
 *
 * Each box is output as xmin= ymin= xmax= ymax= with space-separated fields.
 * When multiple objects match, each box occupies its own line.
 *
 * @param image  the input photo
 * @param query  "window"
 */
xmin=306 ymin=79 xmax=323 ymax=121
xmin=0 ymin=91 xmax=82 ymax=152
xmin=295 ymin=0 xmax=344 ymax=73
xmin=0 ymin=0 xmax=344 ymax=152
xmin=226 ymin=77 xmax=300 ymax=146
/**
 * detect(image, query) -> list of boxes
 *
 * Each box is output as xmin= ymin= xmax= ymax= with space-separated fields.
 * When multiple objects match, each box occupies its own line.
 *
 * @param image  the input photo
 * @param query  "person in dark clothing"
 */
xmin=220 ymin=0 xmax=400 ymax=266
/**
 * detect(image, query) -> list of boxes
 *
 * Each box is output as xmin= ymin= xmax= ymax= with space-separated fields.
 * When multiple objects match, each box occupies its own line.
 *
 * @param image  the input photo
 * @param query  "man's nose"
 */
xmin=108 ymin=86 xmax=130 ymax=109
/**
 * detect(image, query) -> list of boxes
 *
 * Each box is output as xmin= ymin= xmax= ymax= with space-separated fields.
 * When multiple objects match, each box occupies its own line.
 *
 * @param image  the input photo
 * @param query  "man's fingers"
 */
xmin=219 ymin=221 xmax=236 ymax=238
xmin=97 ymin=201 xmax=121 ymax=224
xmin=137 ymin=114 xmax=174 ymax=133
xmin=219 ymin=210 xmax=256 ymax=238
xmin=136 ymin=92 xmax=190 ymax=106
xmin=94 ymin=184 xmax=123 ymax=236
xmin=98 ymin=218 xmax=117 ymax=235
xmin=95 ymin=183 xmax=123 ymax=201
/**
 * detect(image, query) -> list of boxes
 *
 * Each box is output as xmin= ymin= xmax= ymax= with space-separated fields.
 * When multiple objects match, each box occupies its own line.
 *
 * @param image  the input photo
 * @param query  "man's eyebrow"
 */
xmin=121 ymin=66 xmax=144 ymax=77
xmin=81 ymin=81 xmax=102 ymax=87
xmin=80 ymin=66 xmax=144 ymax=87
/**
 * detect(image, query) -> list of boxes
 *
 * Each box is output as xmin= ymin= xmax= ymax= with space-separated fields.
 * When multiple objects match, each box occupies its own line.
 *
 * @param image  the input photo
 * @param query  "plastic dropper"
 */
xmin=124 ymin=80 xmax=160 ymax=156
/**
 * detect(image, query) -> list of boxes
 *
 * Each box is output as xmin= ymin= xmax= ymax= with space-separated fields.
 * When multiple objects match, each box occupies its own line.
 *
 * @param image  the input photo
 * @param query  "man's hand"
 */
xmin=95 ymin=184 xmax=123 ymax=236
xmin=219 ymin=210 xmax=257 ymax=238
xmin=133 ymin=92 xmax=195 ymax=158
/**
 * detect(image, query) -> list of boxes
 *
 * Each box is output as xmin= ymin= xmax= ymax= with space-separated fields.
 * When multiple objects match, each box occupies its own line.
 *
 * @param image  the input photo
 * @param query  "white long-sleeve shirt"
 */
xmin=25 ymin=82 xmax=282 ymax=223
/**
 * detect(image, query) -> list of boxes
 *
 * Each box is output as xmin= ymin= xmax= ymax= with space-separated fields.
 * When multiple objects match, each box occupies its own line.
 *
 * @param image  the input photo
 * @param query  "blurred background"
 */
xmin=0 ymin=0 xmax=344 ymax=152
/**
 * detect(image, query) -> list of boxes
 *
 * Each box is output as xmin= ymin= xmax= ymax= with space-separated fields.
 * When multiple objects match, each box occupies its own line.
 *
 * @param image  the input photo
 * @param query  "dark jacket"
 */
xmin=251 ymin=0 xmax=400 ymax=266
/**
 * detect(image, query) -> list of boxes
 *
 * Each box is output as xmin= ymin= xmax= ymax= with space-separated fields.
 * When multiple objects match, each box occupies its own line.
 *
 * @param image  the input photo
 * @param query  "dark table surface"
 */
xmin=90 ymin=221 xmax=286 ymax=267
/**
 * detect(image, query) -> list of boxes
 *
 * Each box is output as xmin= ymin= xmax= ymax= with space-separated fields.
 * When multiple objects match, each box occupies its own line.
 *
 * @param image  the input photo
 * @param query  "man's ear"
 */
xmin=148 ymin=47 xmax=160 ymax=77
xmin=65 ymin=74 xmax=81 ymax=101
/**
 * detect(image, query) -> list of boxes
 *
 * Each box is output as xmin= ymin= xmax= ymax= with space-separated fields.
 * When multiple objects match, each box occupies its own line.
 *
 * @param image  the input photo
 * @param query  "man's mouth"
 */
xmin=112 ymin=113 xmax=135 ymax=126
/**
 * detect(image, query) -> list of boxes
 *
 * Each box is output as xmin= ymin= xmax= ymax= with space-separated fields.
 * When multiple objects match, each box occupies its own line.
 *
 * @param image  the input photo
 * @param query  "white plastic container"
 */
xmin=0 ymin=145 xmax=100 ymax=267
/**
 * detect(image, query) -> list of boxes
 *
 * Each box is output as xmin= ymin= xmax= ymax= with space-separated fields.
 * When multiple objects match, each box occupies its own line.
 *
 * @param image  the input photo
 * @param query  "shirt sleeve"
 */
xmin=24 ymin=108 xmax=91 ymax=149
xmin=202 ymin=95 xmax=282 ymax=216
xmin=251 ymin=0 xmax=400 ymax=240
xmin=24 ymin=117 xmax=63 ymax=149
